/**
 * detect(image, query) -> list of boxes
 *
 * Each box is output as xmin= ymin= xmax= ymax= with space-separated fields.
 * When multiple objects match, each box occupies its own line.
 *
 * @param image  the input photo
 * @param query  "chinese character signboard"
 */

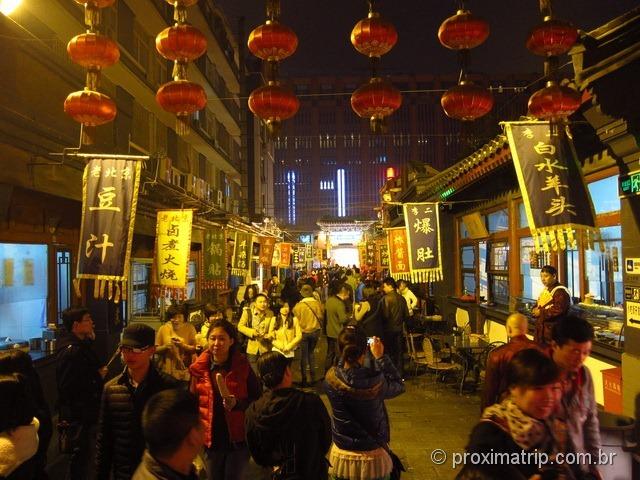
xmin=358 ymin=243 xmax=367 ymax=267
xmin=203 ymin=227 xmax=226 ymax=288
xmin=386 ymin=227 xmax=410 ymax=280
xmin=232 ymin=232 xmax=252 ymax=277
xmin=155 ymin=210 xmax=193 ymax=294
xmin=279 ymin=243 xmax=291 ymax=267
xmin=259 ymin=237 xmax=276 ymax=267
xmin=77 ymin=158 xmax=141 ymax=302
xmin=291 ymin=244 xmax=306 ymax=266
xmin=505 ymin=121 xmax=598 ymax=252
xmin=378 ymin=240 xmax=389 ymax=268
xmin=272 ymin=243 xmax=282 ymax=267
xmin=366 ymin=241 xmax=377 ymax=267
xmin=403 ymin=202 xmax=443 ymax=283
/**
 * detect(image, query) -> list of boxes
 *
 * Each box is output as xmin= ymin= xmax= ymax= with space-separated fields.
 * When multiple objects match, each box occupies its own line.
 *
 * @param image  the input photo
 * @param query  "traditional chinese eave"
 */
xmin=316 ymin=217 xmax=377 ymax=232
xmin=418 ymin=135 xmax=512 ymax=202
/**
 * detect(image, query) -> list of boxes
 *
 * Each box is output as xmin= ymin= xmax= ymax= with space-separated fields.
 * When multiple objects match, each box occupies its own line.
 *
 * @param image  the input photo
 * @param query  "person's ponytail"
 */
xmin=338 ymin=326 xmax=367 ymax=366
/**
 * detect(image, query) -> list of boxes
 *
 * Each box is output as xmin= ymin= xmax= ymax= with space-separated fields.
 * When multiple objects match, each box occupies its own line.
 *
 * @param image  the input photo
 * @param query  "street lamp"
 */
xmin=0 ymin=0 xmax=21 ymax=15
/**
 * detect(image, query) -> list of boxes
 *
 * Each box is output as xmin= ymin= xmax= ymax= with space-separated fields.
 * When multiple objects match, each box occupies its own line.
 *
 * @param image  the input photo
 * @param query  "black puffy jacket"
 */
xmin=95 ymin=365 xmax=179 ymax=480
xmin=324 ymin=355 xmax=405 ymax=452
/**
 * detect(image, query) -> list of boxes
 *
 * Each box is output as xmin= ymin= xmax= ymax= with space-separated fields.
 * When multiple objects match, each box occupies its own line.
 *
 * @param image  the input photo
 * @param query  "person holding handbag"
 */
xmin=292 ymin=285 xmax=324 ymax=386
xmin=324 ymin=326 xmax=406 ymax=480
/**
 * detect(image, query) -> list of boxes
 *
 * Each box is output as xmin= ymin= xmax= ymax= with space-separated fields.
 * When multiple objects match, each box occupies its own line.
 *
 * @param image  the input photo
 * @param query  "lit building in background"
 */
xmin=273 ymin=72 xmax=535 ymax=231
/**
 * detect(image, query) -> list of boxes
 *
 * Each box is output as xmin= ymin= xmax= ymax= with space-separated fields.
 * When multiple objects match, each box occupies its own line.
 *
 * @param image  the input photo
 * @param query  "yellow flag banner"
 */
xmin=154 ymin=210 xmax=193 ymax=298
xmin=386 ymin=227 xmax=411 ymax=281
xmin=232 ymin=232 xmax=252 ymax=277
xmin=505 ymin=121 xmax=599 ymax=252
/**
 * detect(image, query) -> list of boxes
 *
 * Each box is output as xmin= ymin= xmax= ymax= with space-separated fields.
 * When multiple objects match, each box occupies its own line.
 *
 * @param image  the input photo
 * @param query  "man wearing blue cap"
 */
xmin=96 ymin=323 xmax=180 ymax=480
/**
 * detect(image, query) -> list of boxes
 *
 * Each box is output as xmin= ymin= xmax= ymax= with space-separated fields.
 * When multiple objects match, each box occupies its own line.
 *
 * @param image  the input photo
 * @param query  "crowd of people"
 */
xmin=0 ymin=264 xmax=609 ymax=480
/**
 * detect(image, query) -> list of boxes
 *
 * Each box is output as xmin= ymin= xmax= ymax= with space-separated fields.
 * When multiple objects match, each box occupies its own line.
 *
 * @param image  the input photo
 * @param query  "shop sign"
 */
xmin=365 ymin=241 xmax=377 ymax=267
xmin=155 ymin=210 xmax=193 ymax=293
xmin=259 ymin=237 xmax=276 ymax=267
xmin=625 ymin=258 xmax=640 ymax=275
xmin=77 ymin=157 xmax=141 ymax=302
xmin=403 ymin=202 xmax=443 ymax=283
xmin=626 ymin=300 xmax=640 ymax=330
xmin=231 ymin=232 xmax=252 ymax=277
xmin=204 ymin=227 xmax=225 ymax=283
xmin=619 ymin=170 xmax=640 ymax=198
xmin=505 ymin=121 xmax=598 ymax=253
xmin=279 ymin=243 xmax=291 ymax=267
xmin=386 ymin=227 xmax=410 ymax=280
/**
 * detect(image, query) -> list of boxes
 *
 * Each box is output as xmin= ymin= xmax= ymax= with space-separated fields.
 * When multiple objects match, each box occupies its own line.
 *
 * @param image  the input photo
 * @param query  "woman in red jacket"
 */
xmin=190 ymin=319 xmax=261 ymax=480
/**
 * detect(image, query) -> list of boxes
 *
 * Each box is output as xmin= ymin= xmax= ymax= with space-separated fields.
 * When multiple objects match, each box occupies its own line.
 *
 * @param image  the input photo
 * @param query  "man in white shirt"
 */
xmin=397 ymin=280 xmax=418 ymax=316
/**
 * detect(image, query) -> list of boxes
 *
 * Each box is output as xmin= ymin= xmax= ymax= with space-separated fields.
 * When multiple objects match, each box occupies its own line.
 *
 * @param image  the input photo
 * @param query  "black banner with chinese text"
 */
xmin=232 ymin=232 xmax=252 ymax=277
xmin=403 ymin=202 xmax=443 ymax=283
xmin=505 ymin=121 xmax=598 ymax=252
xmin=77 ymin=158 xmax=141 ymax=301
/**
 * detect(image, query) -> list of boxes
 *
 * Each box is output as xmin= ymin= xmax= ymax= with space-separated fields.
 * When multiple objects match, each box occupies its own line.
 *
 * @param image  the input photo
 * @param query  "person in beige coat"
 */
xmin=293 ymin=285 xmax=324 ymax=386
xmin=268 ymin=302 xmax=302 ymax=359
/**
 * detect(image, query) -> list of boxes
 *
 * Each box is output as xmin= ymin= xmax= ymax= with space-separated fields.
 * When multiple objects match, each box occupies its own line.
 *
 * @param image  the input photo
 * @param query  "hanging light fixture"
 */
xmin=65 ymin=0 xmax=119 ymax=144
xmin=350 ymin=0 xmax=400 ymax=133
xmin=526 ymin=0 xmax=581 ymax=122
xmin=248 ymin=0 xmax=299 ymax=136
xmin=437 ymin=3 xmax=492 ymax=121
xmin=155 ymin=0 xmax=207 ymax=135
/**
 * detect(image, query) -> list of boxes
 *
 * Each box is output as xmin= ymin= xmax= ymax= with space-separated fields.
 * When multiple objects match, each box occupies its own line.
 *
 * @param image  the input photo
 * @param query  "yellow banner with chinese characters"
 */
xmin=155 ymin=210 xmax=193 ymax=290
xmin=386 ymin=227 xmax=411 ymax=281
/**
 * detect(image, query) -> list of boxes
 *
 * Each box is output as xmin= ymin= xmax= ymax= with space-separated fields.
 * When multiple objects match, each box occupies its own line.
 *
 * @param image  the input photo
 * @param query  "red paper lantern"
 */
xmin=351 ymin=78 xmax=402 ymax=132
xmin=156 ymin=80 xmax=207 ymax=115
xmin=156 ymin=25 xmax=207 ymax=63
xmin=249 ymin=82 xmax=299 ymax=120
xmin=438 ymin=10 xmax=489 ymax=50
xmin=351 ymin=12 xmax=398 ymax=58
xmin=528 ymin=81 xmax=581 ymax=120
xmin=64 ymin=89 xmax=116 ymax=125
xmin=441 ymin=81 xmax=494 ymax=121
xmin=526 ymin=17 xmax=578 ymax=57
xmin=248 ymin=21 xmax=298 ymax=62
xmin=67 ymin=33 xmax=120 ymax=69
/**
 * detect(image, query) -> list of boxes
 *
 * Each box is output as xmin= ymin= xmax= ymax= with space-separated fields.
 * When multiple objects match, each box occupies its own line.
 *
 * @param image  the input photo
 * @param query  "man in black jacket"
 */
xmin=56 ymin=307 xmax=107 ymax=480
xmin=96 ymin=323 xmax=180 ymax=480
xmin=381 ymin=277 xmax=408 ymax=377
xmin=245 ymin=352 xmax=332 ymax=480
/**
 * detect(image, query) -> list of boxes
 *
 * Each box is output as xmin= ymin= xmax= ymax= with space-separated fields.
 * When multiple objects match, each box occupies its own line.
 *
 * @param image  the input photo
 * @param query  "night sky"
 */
xmin=217 ymin=0 xmax=639 ymax=77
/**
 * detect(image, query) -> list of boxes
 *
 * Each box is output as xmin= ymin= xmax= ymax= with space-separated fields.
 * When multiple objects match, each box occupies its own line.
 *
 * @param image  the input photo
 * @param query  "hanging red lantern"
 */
xmin=74 ymin=0 xmax=116 ymax=29
xmin=526 ymin=17 xmax=578 ymax=57
xmin=351 ymin=12 xmax=398 ymax=58
xmin=64 ymin=89 xmax=116 ymax=135
xmin=351 ymin=77 xmax=402 ymax=132
xmin=249 ymin=81 xmax=299 ymax=135
xmin=67 ymin=33 xmax=120 ymax=69
xmin=438 ymin=10 xmax=490 ymax=50
xmin=528 ymin=81 xmax=581 ymax=120
xmin=74 ymin=0 xmax=115 ymax=7
xmin=248 ymin=21 xmax=298 ymax=62
xmin=156 ymin=80 xmax=207 ymax=115
xmin=441 ymin=81 xmax=494 ymax=121
xmin=156 ymin=25 xmax=207 ymax=63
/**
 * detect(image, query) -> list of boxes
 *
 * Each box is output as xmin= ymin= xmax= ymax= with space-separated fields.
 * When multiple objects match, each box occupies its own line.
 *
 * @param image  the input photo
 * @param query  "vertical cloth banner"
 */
xmin=403 ymin=202 xmax=443 ymax=283
xmin=203 ymin=227 xmax=226 ymax=288
xmin=155 ymin=210 xmax=193 ymax=296
xmin=77 ymin=157 xmax=142 ymax=302
xmin=232 ymin=232 xmax=252 ymax=277
xmin=259 ymin=237 xmax=277 ymax=267
xmin=358 ymin=243 xmax=367 ymax=267
xmin=378 ymin=240 xmax=389 ymax=269
xmin=505 ymin=121 xmax=598 ymax=252
xmin=272 ymin=243 xmax=282 ymax=267
xmin=386 ymin=227 xmax=410 ymax=280
xmin=365 ymin=241 xmax=377 ymax=267
xmin=279 ymin=243 xmax=292 ymax=267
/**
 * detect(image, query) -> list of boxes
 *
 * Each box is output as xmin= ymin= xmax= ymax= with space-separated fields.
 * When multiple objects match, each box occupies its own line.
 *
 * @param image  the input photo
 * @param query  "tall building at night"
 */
xmin=273 ymin=73 xmax=536 ymax=231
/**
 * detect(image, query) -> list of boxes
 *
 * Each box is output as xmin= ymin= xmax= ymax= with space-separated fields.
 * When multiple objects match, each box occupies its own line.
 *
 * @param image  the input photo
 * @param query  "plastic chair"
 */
xmin=422 ymin=337 xmax=461 ymax=393
xmin=454 ymin=308 xmax=471 ymax=335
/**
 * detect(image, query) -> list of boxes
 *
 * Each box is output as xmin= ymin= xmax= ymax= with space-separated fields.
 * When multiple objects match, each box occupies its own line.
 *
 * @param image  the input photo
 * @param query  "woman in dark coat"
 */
xmin=324 ymin=326 xmax=405 ymax=480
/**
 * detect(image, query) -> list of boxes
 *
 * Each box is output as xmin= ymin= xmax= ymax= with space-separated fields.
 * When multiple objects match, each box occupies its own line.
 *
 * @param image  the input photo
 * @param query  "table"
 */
xmin=430 ymin=334 xmax=488 ymax=393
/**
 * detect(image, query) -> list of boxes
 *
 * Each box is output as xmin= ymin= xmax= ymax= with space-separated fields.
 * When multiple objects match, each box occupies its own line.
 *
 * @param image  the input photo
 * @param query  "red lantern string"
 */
xmin=248 ymin=0 xmax=299 ymax=137
xmin=65 ymin=1 xmax=119 ymax=145
xmin=155 ymin=1 xmax=208 ymax=135
xmin=350 ymin=0 xmax=400 ymax=133
xmin=437 ymin=5 xmax=493 ymax=121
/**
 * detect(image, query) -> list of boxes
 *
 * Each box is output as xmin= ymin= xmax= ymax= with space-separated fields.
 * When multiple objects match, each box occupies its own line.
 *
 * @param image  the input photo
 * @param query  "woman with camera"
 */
xmin=324 ymin=326 xmax=405 ymax=480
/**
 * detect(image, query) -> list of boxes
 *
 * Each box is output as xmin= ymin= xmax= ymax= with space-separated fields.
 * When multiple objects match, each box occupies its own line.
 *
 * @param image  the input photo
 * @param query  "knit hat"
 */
xmin=121 ymin=324 xmax=155 ymax=348
xmin=300 ymin=284 xmax=314 ymax=298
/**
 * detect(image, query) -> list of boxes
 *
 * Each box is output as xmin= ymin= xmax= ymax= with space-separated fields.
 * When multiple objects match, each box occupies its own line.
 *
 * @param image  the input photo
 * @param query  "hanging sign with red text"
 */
xmin=386 ymin=227 xmax=410 ymax=281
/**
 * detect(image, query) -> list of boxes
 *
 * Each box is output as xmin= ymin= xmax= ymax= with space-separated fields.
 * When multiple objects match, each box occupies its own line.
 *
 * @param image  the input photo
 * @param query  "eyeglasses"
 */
xmin=120 ymin=345 xmax=152 ymax=354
